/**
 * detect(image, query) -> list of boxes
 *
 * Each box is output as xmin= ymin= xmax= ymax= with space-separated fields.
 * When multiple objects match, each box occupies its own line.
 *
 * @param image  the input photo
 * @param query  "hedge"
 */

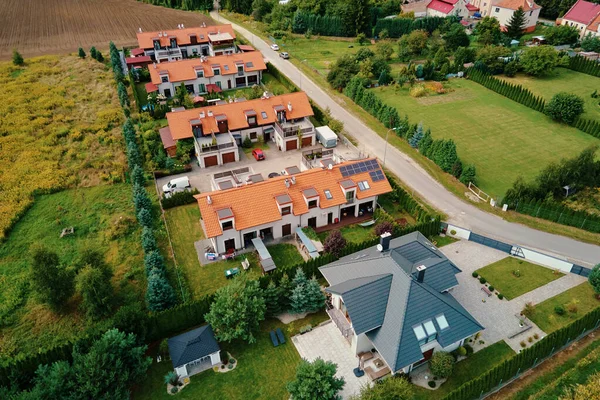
xmin=442 ymin=307 xmax=600 ymax=400
xmin=292 ymin=11 xmax=349 ymax=37
xmin=566 ymin=55 xmax=600 ymax=78
xmin=161 ymin=188 xmax=200 ymax=209
xmin=514 ymin=198 xmax=600 ymax=234
xmin=373 ymin=16 xmax=455 ymax=38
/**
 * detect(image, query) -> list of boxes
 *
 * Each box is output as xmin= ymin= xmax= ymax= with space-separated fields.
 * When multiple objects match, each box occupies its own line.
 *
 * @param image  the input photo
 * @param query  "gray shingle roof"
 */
xmin=168 ymin=325 xmax=220 ymax=368
xmin=319 ymin=232 xmax=482 ymax=373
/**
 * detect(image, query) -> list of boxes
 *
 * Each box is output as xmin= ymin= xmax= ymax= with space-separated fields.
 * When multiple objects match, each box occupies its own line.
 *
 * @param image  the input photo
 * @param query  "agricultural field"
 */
xmin=498 ymin=68 xmax=600 ymax=121
xmin=373 ymin=80 xmax=600 ymax=198
xmin=0 ymin=184 xmax=145 ymax=364
xmin=0 ymin=55 xmax=126 ymax=239
xmin=0 ymin=0 xmax=214 ymax=59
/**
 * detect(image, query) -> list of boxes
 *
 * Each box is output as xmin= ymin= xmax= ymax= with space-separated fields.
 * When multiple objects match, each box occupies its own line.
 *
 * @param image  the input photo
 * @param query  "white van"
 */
xmin=162 ymin=176 xmax=191 ymax=194
xmin=315 ymin=126 xmax=338 ymax=148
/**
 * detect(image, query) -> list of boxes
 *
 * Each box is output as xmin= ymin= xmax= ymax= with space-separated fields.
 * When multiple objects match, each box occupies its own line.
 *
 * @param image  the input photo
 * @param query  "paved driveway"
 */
xmin=293 ymin=321 xmax=369 ymax=399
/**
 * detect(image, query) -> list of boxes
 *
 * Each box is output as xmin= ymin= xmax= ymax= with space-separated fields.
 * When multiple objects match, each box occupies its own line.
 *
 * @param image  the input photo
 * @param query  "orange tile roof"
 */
xmin=196 ymin=159 xmax=393 ymax=238
xmin=149 ymin=52 xmax=266 ymax=85
xmin=137 ymin=25 xmax=235 ymax=49
xmin=166 ymin=92 xmax=314 ymax=140
xmin=589 ymin=13 xmax=600 ymax=31
xmin=497 ymin=0 xmax=540 ymax=11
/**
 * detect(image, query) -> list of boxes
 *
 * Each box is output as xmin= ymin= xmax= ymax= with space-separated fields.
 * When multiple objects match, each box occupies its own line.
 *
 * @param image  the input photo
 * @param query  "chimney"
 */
xmin=207 ymin=195 xmax=212 ymax=205
xmin=416 ymin=265 xmax=426 ymax=283
xmin=379 ymin=232 xmax=392 ymax=252
xmin=284 ymin=179 xmax=290 ymax=188
xmin=290 ymin=176 xmax=296 ymax=185
xmin=287 ymin=101 xmax=293 ymax=112
xmin=207 ymin=110 xmax=213 ymax=117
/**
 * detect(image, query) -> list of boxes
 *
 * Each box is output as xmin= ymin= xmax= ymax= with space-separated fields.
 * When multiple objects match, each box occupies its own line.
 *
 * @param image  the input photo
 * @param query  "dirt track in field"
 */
xmin=0 ymin=0 xmax=214 ymax=59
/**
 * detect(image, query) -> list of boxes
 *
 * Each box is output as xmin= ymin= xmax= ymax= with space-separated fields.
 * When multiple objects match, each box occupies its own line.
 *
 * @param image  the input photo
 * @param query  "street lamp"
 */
xmin=383 ymin=127 xmax=399 ymax=167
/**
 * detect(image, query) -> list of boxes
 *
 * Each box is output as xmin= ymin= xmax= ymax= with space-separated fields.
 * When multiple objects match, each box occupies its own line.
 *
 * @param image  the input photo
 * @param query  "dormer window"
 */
xmin=308 ymin=200 xmax=318 ymax=209
xmin=281 ymin=206 xmax=291 ymax=215
xmin=345 ymin=190 xmax=355 ymax=203
xmin=217 ymin=208 xmax=234 ymax=231
xmin=238 ymin=65 xmax=244 ymax=74
xmin=195 ymin=68 xmax=204 ymax=78
xmin=153 ymin=39 xmax=161 ymax=50
xmin=222 ymin=221 xmax=233 ymax=231
xmin=303 ymin=188 xmax=319 ymax=209
xmin=159 ymin=70 xmax=169 ymax=83
xmin=413 ymin=319 xmax=438 ymax=346
xmin=245 ymin=110 xmax=257 ymax=126
xmin=190 ymin=34 xmax=198 ymax=44
xmin=190 ymin=119 xmax=203 ymax=138
xmin=275 ymin=194 xmax=293 ymax=216
xmin=212 ymin=65 xmax=221 ymax=76
xmin=170 ymin=38 xmax=177 ymax=48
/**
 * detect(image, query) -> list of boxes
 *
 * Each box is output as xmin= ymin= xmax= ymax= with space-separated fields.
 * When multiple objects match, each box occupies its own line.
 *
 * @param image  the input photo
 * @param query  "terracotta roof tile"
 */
xmin=148 ymin=52 xmax=266 ymax=85
xmin=496 ymin=0 xmax=540 ymax=11
xmin=137 ymin=25 xmax=235 ymax=49
xmin=427 ymin=0 xmax=456 ymax=14
xmin=563 ymin=0 xmax=600 ymax=25
xmin=196 ymin=159 xmax=393 ymax=238
xmin=166 ymin=92 xmax=314 ymax=140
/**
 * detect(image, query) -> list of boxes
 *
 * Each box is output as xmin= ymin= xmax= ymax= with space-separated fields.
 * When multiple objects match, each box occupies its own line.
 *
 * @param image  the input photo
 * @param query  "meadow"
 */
xmin=373 ymin=80 xmax=600 ymax=198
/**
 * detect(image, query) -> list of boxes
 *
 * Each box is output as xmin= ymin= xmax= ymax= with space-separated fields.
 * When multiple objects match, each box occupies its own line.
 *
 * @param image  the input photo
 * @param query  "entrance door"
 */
xmin=243 ymin=232 xmax=257 ymax=247
xmin=282 ymin=224 xmax=291 ymax=237
xmin=422 ymin=348 xmax=434 ymax=361
xmin=327 ymin=212 xmax=333 ymax=225
xmin=224 ymin=238 xmax=235 ymax=252
xmin=286 ymin=140 xmax=298 ymax=151
xmin=222 ymin=152 xmax=236 ymax=163
xmin=264 ymin=131 xmax=271 ymax=142
xmin=228 ymin=80 xmax=232 ymax=89
xmin=164 ymin=88 xmax=172 ymax=98
xmin=307 ymin=217 xmax=317 ymax=228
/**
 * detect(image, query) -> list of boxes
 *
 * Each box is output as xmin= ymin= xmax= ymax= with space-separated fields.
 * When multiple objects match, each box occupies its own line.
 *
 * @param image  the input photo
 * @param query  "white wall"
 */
xmin=561 ymin=19 xmax=597 ymax=39
xmin=492 ymin=6 xmax=539 ymax=30
xmin=352 ymin=333 xmax=374 ymax=355
xmin=157 ymin=72 xmax=262 ymax=97
xmin=517 ymin=247 xmax=573 ymax=273
xmin=210 ymin=351 xmax=221 ymax=365
xmin=446 ymin=224 xmax=471 ymax=240
xmin=175 ymin=365 xmax=187 ymax=377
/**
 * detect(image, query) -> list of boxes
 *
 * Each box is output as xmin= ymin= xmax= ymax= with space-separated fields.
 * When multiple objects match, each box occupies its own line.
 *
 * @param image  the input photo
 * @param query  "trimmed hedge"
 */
xmin=515 ymin=198 xmax=600 ymax=233
xmin=566 ymin=55 xmax=600 ymax=78
xmin=292 ymin=11 xmax=349 ymax=37
xmin=136 ymin=0 xmax=212 ymax=11
xmin=161 ymin=188 xmax=200 ymax=209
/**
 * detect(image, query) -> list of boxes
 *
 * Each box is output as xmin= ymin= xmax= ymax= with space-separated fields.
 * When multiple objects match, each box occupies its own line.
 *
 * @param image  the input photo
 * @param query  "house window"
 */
xmin=345 ymin=191 xmax=355 ymax=202
xmin=250 ymin=132 xmax=257 ymax=140
xmin=436 ymin=314 xmax=449 ymax=330
xmin=238 ymin=65 xmax=244 ymax=74
xmin=170 ymin=38 xmax=177 ymax=48
xmin=529 ymin=10 xmax=533 ymax=16
xmin=222 ymin=220 xmax=233 ymax=231
xmin=261 ymin=111 xmax=268 ymax=119
xmin=494 ymin=7 xmax=499 ymax=12
xmin=413 ymin=325 xmax=427 ymax=346
xmin=199 ymin=83 xmax=206 ymax=93
xmin=161 ymin=76 xmax=169 ymax=83
xmin=423 ymin=319 xmax=437 ymax=343
xmin=357 ymin=181 xmax=370 ymax=191
xmin=248 ymin=117 xmax=256 ymax=125
xmin=192 ymin=48 xmax=198 ymax=55
xmin=324 ymin=190 xmax=332 ymax=200
xmin=308 ymin=199 xmax=318 ymax=209
xmin=213 ymin=68 xmax=220 ymax=76
xmin=281 ymin=206 xmax=291 ymax=215
xmin=196 ymin=70 xmax=204 ymax=78
xmin=224 ymin=65 xmax=229 ymax=72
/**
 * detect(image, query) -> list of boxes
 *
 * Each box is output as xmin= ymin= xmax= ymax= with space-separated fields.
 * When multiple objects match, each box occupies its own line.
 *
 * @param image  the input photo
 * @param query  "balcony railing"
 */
xmin=199 ymin=141 xmax=235 ymax=153
xmin=345 ymin=197 xmax=355 ymax=204
xmin=326 ymin=306 xmax=353 ymax=339
xmin=156 ymin=48 xmax=182 ymax=59
xmin=274 ymin=122 xmax=314 ymax=138
xmin=211 ymin=43 xmax=235 ymax=50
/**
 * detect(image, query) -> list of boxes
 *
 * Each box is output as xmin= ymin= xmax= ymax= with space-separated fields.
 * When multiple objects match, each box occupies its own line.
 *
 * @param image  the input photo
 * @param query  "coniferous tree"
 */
xmin=278 ymin=273 xmax=293 ymax=312
xmin=137 ymin=207 xmax=153 ymax=228
xmin=506 ymin=7 xmax=527 ymax=39
xmin=90 ymin=47 xmax=97 ymax=60
xmin=144 ymin=250 xmax=166 ymax=276
xmin=304 ymin=276 xmax=325 ymax=312
xmin=264 ymin=280 xmax=282 ymax=317
xmin=146 ymin=271 xmax=177 ymax=311
xmin=141 ymin=226 xmax=158 ymax=253
xmin=409 ymin=122 xmax=425 ymax=148
xmin=78 ymin=48 xmax=86 ymax=58
xmin=12 ymin=49 xmax=24 ymax=66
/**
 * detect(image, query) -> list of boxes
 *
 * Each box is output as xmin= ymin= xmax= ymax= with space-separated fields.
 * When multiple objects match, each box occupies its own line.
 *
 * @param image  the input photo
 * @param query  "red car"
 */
xmin=252 ymin=149 xmax=265 ymax=161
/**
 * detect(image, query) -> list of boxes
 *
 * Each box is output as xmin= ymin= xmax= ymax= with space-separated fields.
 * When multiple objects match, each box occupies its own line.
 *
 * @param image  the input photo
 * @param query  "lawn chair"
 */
xmin=270 ymin=330 xmax=279 ymax=347
xmin=276 ymin=328 xmax=285 ymax=344
xmin=241 ymin=258 xmax=250 ymax=270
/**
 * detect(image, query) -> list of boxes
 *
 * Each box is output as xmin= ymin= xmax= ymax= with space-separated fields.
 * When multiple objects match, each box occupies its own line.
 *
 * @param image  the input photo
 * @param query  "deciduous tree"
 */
xmin=30 ymin=247 xmax=74 ymax=311
xmin=444 ymin=24 xmax=470 ymax=50
xmin=324 ymin=229 xmax=347 ymax=256
xmin=544 ymin=92 xmax=584 ymax=124
xmin=476 ymin=17 xmax=502 ymax=45
xmin=520 ymin=45 xmax=559 ymax=76
xmin=77 ymin=264 xmax=114 ymax=320
xmin=287 ymin=358 xmax=345 ymax=400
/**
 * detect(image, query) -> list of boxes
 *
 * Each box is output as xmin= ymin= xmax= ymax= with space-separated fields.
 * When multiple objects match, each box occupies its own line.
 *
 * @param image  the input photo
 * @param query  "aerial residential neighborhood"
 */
xmin=1 ymin=0 xmax=600 ymax=399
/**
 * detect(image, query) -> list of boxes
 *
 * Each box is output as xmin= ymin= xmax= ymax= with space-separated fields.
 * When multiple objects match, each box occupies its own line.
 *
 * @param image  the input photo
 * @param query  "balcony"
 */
xmin=326 ymin=306 xmax=353 ymax=341
xmin=210 ymin=42 xmax=235 ymax=51
xmin=156 ymin=47 xmax=182 ymax=60
xmin=274 ymin=118 xmax=314 ymax=139
xmin=195 ymin=132 xmax=237 ymax=154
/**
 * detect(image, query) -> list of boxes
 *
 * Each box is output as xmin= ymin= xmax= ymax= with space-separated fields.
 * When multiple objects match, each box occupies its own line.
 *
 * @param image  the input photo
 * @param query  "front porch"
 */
xmin=184 ymin=358 xmax=216 ymax=377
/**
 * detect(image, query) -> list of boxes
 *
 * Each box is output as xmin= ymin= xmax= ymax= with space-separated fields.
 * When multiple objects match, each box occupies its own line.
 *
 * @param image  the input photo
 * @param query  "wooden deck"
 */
xmin=314 ymin=213 xmax=374 ymax=234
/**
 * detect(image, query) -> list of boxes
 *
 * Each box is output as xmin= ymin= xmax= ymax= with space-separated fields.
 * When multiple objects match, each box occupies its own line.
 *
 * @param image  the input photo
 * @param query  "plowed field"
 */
xmin=0 ymin=0 xmax=214 ymax=59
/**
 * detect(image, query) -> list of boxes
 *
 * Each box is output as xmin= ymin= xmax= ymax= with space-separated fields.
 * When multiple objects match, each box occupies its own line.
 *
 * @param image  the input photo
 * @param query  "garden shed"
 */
xmin=168 ymin=325 xmax=221 ymax=378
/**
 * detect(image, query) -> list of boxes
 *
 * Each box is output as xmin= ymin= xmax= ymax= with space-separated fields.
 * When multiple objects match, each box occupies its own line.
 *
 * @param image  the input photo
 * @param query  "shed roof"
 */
xmin=168 ymin=325 xmax=220 ymax=368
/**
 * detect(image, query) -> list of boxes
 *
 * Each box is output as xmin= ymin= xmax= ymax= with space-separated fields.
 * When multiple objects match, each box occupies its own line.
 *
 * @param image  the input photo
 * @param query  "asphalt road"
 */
xmin=212 ymin=12 xmax=600 ymax=267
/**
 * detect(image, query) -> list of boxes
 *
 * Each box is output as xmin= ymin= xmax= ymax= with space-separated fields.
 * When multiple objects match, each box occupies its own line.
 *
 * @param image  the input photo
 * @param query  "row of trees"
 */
xmin=137 ymin=0 xmax=212 ymax=11
xmin=373 ymin=15 xmax=452 ymax=38
xmin=566 ymin=54 xmax=600 ymax=78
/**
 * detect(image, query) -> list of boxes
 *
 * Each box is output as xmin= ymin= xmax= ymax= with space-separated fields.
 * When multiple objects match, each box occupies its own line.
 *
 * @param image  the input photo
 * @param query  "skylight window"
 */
xmin=324 ymin=190 xmax=332 ymax=199
xmin=423 ymin=320 xmax=437 ymax=336
xmin=412 ymin=325 xmax=426 ymax=341
xmin=436 ymin=314 xmax=449 ymax=330
xmin=261 ymin=111 xmax=268 ymax=119
xmin=358 ymin=181 xmax=370 ymax=191
xmin=224 ymin=65 xmax=229 ymax=71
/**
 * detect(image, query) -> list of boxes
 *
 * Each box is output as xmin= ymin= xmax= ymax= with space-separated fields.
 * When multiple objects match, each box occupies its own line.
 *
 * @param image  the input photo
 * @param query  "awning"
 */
xmin=126 ymin=55 xmax=152 ymax=65
xmin=263 ymin=127 xmax=274 ymax=133
xmin=206 ymin=84 xmax=222 ymax=93
xmin=295 ymin=227 xmax=320 ymax=259
xmin=145 ymin=82 xmax=158 ymax=93
xmin=238 ymin=45 xmax=255 ymax=52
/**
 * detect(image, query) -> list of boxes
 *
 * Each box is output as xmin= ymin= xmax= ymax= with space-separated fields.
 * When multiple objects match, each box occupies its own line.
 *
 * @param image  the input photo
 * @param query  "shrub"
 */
xmin=374 ymin=221 xmax=394 ymax=236
xmin=429 ymin=351 xmax=454 ymax=378
xmin=428 ymin=380 xmax=437 ymax=388
xmin=170 ymin=386 xmax=179 ymax=394
xmin=409 ymin=84 xmax=427 ymax=98
xmin=488 ymin=286 xmax=495 ymax=292
xmin=520 ymin=341 xmax=526 ymax=348
xmin=544 ymin=92 xmax=585 ymax=124
xmin=242 ymin=136 xmax=252 ymax=148
xmin=161 ymin=189 xmax=200 ymax=209
xmin=464 ymin=344 xmax=474 ymax=355
xmin=567 ymin=300 xmax=578 ymax=314
xmin=528 ymin=336 xmax=533 ymax=343
xmin=479 ymin=277 xmax=486 ymax=284
xmin=164 ymin=371 xmax=180 ymax=386
xmin=457 ymin=346 xmax=467 ymax=357
xmin=533 ymin=333 xmax=539 ymax=339
xmin=450 ymin=230 xmax=457 ymax=235
xmin=299 ymin=324 xmax=313 ymax=334
xmin=498 ymin=293 xmax=504 ymax=300
xmin=522 ymin=302 xmax=535 ymax=317
xmin=504 ymin=60 xmax=519 ymax=77
xmin=229 ymin=358 xmax=236 ymax=364
xmin=323 ymin=230 xmax=347 ymax=256
xmin=554 ymin=305 xmax=566 ymax=316
xmin=512 ymin=269 xmax=521 ymax=277
xmin=472 ymin=271 xmax=479 ymax=278
xmin=12 ymin=49 xmax=24 ymax=66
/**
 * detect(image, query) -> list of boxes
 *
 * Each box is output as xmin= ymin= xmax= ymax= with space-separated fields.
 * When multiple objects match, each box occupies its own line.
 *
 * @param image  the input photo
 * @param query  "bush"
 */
xmin=488 ymin=286 xmax=494 ymax=292
xmin=479 ymin=277 xmax=486 ymax=284
xmin=464 ymin=344 xmax=474 ymax=355
xmin=323 ymin=230 xmax=347 ymax=256
xmin=429 ymin=351 xmax=454 ymax=378
xmin=242 ymin=136 xmax=252 ymax=148
xmin=554 ymin=305 xmax=566 ymax=316
xmin=528 ymin=336 xmax=533 ymax=343
xmin=520 ymin=341 xmax=526 ymax=348
xmin=299 ymin=324 xmax=312 ymax=334
xmin=457 ymin=346 xmax=467 ymax=357
xmin=170 ymin=386 xmax=179 ymax=394
xmin=533 ymin=333 xmax=539 ymax=339
xmin=374 ymin=221 xmax=394 ymax=236
xmin=161 ymin=189 xmax=200 ymax=209
xmin=567 ymin=300 xmax=578 ymax=314
xmin=12 ymin=49 xmax=24 ymax=66
xmin=164 ymin=371 xmax=180 ymax=386
xmin=544 ymin=92 xmax=585 ymax=124
xmin=504 ymin=61 xmax=519 ymax=77
xmin=428 ymin=380 xmax=437 ymax=388
xmin=450 ymin=229 xmax=457 ymax=235
xmin=472 ymin=271 xmax=479 ymax=278
xmin=498 ymin=293 xmax=504 ymax=300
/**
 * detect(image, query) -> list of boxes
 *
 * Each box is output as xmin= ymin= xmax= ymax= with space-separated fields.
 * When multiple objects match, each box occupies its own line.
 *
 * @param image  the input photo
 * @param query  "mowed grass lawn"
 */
xmin=163 ymin=204 xmax=261 ymax=298
xmin=318 ymin=224 xmax=377 ymax=244
xmin=527 ymin=283 xmax=600 ymax=333
xmin=374 ymin=80 xmax=600 ymax=197
xmin=132 ymin=312 xmax=329 ymax=400
xmin=413 ymin=341 xmax=515 ymax=400
xmin=476 ymin=257 xmax=564 ymax=300
xmin=267 ymin=243 xmax=304 ymax=269
xmin=499 ymin=69 xmax=600 ymax=121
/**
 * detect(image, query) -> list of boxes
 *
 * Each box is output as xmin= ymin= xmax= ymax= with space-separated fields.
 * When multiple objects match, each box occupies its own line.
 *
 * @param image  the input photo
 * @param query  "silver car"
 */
xmin=279 ymin=52 xmax=289 ymax=59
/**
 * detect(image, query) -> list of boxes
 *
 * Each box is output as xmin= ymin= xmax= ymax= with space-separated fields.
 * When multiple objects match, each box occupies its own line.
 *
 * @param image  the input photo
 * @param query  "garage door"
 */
xmin=222 ymin=152 xmax=236 ymax=163
xmin=204 ymin=155 xmax=218 ymax=167
xmin=286 ymin=140 xmax=298 ymax=151
xmin=301 ymin=136 xmax=312 ymax=147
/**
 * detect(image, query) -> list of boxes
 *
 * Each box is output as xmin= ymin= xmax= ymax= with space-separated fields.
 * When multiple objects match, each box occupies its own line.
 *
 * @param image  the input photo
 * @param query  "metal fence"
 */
xmin=571 ymin=264 xmax=592 ymax=278
xmin=468 ymin=232 xmax=513 ymax=253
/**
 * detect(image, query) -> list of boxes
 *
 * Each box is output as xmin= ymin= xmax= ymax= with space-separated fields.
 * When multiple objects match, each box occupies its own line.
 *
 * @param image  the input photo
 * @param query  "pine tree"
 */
xmin=78 ymin=47 xmax=86 ymax=58
xmin=304 ymin=276 xmax=325 ymax=312
xmin=146 ymin=271 xmax=177 ymax=311
xmin=90 ymin=47 xmax=97 ymax=60
xmin=144 ymin=250 xmax=166 ymax=276
xmin=292 ymin=268 xmax=308 ymax=288
xmin=131 ymin=165 xmax=145 ymax=187
xmin=264 ymin=280 xmax=282 ymax=317
xmin=96 ymin=51 xmax=105 ymax=63
xmin=133 ymin=184 xmax=152 ymax=213
xmin=290 ymin=283 xmax=309 ymax=314
xmin=278 ymin=273 xmax=293 ymax=312
xmin=409 ymin=122 xmax=424 ymax=148
xmin=506 ymin=7 xmax=527 ymax=39
xmin=137 ymin=207 xmax=153 ymax=228
xmin=12 ymin=49 xmax=24 ymax=66
xmin=141 ymin=226 xmax=158 ymax=253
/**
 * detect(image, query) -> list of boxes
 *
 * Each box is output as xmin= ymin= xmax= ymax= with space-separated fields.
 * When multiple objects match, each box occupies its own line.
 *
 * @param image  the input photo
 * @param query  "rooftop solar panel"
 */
xmin=340 ymin=160 xmax=381 ymax=178
xmin=370 ymin=169 xmax=385 ymax=182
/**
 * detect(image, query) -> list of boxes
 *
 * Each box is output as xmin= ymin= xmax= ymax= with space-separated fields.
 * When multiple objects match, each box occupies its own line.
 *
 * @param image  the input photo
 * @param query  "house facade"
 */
xmin=426 ymin=0 xmax=470 ymax=18
xmin=168 ymin=325 xmax=221 ymax=378
xmin=195 ymin=159 xmax=393 ymax=254
xmin=559 ymin=0 xmax=600 ymax=39
xmin=136 ymin=24 xmax=237 ymax=63
xmin=470 ymin=0 xmax=541 ymax=32
xmin=163 ymin=92 xmax=317 ymax=168
xmin=320 ymin=232 xmax=483 ymax=376
xmin=147 ymin=52 xmax=267 ymax=98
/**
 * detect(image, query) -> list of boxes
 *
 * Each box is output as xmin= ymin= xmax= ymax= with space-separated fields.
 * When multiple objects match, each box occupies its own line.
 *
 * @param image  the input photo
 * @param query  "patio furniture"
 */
xmin=222 ymin=251 xmax=236 ymax=260
xmin=373 ymin=358 xmax=384 ymax=368
xmin=225 ymin=268 xmax=240 ymax=279
xmin=205 ymin=252 xmax=218 ymax=261
xmin=276 ymin=328 xmax=285 ymax=344
xmin=481 ymin=286 xmax=492 ymax=296
xmin=241 ymin=258 xmax=250 ymax=270
xmin=364 ymin=366 xmax=391 ymax=381
xmin=359 ymin=219 xmax=377 ymax=227
xmin=270 ymin=331 xmax=279 ymax=347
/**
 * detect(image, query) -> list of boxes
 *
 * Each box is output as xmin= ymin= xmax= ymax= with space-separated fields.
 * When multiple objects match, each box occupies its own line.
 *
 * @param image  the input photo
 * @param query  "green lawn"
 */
xmin=267 ymin=243 xmax=304 ymax=270
xmin=262 ymin=72 xmax=290 ymax=95
xmin=373 ymin=80 xmax=600 ymax=198
xmin=377 ymin=193 xmax=418 ymax=224
xmin=318 ymin=224 xmax=377 ymax=244
xmin=0 ymin=185 xmax=145 ymax=363
xmin=431 ymin=235 xmax=458 ymax=248
xmin=498 ymin=68 xmax=600 ymax=121
xmin=526 ymin=282 xmax=600 ymax=333
xmin=132 ymin=312 xmax=329 ymax=400
xmin=413 ymin=341 xmax=515 ymax=399
xmin=476 ymin=257 xmax=564 ymax=300
xmin=163 ymin=204 xmax=262 ymax=298
xmin=242 ymin=140 xmax=270 ymax=155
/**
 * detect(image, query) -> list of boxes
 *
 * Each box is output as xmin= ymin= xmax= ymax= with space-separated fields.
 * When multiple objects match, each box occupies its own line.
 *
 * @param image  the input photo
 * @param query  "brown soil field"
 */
xmin=0 ymin=0 xmax=214 ymax=60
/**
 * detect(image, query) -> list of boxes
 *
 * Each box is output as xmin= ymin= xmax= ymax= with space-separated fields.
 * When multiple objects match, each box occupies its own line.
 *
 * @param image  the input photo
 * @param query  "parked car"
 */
xmin=162 ymin=176 xmax=191 ymax=193
xmin=252 ymin=149 xmax=265 ymax=161
xmin=279 ymin=52 xmax=289 ymax=59
xmin=270 ymin=43 xmax=279 ymax=51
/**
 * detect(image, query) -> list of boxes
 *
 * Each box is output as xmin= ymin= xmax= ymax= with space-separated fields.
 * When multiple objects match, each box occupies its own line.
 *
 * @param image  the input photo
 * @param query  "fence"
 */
xmin=515 ymin=200 xmax=600 ymax=234
xmin=468 ymin=232 xmax=513 ymax=254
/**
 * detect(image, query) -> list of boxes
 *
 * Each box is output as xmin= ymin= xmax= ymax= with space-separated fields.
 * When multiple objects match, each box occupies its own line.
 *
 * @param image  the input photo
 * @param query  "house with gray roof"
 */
xmin=168 ymin=324 xmax=221 ymax=377
xmin=319 ymin=231 xmax=483 ymax=377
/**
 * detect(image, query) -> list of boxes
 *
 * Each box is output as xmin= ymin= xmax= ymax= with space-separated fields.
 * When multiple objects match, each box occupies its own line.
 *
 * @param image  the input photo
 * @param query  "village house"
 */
xmin=469 ymin=0 xmax=541 ymax=32
xmin=145 ymin=52 xmax=267 ymax=98
xmin=162 ymin=92 xmax=316 ymax=167
xmin=558 ymin=0 xmax=600 ymax=39
xmin=195 ymin=159 xmax=393 ymax=254
xmin=426 ymin=0 xmax=470 ymax=18
xmin=135 ymin=24 xmax=237 ymax=63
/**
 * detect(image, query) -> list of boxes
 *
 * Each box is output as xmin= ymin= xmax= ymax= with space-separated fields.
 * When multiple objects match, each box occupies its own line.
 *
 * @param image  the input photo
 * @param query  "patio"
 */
xmin=314 ymin=213 xmax=374 ymax=234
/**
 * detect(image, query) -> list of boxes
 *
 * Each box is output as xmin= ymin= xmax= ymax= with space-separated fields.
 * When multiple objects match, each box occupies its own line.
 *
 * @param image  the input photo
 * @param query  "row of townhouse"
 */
xmin=558 ymin=0 xmax=600 ymax=39
xmin=161 ymin=92 xmax=317 ymax=167
xmin=145 ymin=51 xmax=267 ymax=98
xmin=195 ymin=158 xmax=393 ymax=254
xmin=135 ymin=24 xmax=237 ymax=63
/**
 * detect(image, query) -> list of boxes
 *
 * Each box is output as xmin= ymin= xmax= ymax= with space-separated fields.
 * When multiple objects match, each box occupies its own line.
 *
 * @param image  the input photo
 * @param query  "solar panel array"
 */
xmin=340 ymin=159 xmax=380 ymax=177
xmin=369 ymin=170 xmax=385 ymax=182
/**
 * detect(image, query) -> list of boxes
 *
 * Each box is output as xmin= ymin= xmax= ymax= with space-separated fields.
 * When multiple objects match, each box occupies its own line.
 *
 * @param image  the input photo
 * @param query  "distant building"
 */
xmin=558 ymin=0 xmax=600 ymax=39
xmin=469 ymin=0 xmax=541 ymax=33
xmin=426 ymin=0 xmax=470 ymax=18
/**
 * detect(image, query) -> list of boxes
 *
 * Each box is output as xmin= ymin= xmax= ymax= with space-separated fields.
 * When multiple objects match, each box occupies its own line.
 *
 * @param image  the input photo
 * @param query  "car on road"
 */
xmin=279 ymin=52 xmax=289 ymax=59
xmin=252 ymin=149 xmax=265 ymax=161
xmin=270 ymin=43 xmax=279 ymax=51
